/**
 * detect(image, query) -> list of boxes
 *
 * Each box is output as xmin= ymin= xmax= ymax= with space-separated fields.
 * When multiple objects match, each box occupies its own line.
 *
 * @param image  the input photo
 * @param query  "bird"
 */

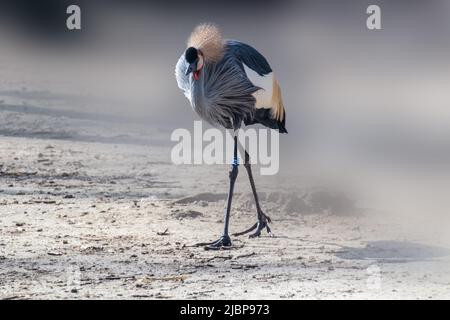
xmin=175 ymin=23 xmax=287 ymax=249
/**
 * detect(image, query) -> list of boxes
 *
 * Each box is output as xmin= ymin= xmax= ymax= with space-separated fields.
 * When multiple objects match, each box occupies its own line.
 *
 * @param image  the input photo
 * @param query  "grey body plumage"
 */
xmin=176 ymin=40 xmax=286 ymax=132
xmin=176 ymin=40 xmax=259 ymax=129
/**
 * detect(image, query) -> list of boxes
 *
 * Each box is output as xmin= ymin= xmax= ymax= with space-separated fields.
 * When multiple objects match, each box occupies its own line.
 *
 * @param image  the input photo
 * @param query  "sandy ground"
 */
xmin=1 ymin=132 xmax=450 ymax=300
xmin=2 ymin=9 xmax=450 ymax=299
xmin=1 ymin=85 xmax=450 ymax=300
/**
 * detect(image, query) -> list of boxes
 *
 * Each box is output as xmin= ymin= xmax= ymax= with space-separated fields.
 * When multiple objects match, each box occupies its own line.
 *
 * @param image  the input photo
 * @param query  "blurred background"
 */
xmin=0 ymin=0 xmax=450 ymax=218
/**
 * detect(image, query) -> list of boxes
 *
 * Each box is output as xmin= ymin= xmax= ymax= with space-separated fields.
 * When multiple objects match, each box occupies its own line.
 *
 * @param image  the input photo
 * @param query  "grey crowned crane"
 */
xmin=175 ymin=23 xmax=287 ymax=249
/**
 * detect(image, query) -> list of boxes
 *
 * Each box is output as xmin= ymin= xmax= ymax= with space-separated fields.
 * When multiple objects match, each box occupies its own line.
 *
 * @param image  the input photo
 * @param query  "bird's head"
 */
xmin=185 ymin=47 xmax=204 ymax=80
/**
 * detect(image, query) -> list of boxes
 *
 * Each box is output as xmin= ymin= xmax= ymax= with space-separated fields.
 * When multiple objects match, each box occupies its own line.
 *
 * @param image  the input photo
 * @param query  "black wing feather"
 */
xmin=226 ymin=40 xmax=272 ymax=76
xmin=227 ymin=40 xmax=287 ymax=134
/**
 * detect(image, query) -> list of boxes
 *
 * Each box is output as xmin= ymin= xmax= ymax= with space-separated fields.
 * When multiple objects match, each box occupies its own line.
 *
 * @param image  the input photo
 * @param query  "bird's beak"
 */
xmin=185 ymin=61 xmax=198 ymax=76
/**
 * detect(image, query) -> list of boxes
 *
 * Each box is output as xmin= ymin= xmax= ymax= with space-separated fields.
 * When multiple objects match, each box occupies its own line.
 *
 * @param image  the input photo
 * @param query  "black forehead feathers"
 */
xmin=185 ymin=47 xmax=198 ymax=64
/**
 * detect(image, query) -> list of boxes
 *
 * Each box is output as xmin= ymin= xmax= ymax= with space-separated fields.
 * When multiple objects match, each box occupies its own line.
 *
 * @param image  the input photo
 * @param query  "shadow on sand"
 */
xmin=336 ymin=240 xmax=450 ymax=263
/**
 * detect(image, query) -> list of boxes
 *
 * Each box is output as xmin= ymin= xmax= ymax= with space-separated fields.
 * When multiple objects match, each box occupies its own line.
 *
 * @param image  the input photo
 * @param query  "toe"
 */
xmin=249 ymin=231 xmax=261 ymax=238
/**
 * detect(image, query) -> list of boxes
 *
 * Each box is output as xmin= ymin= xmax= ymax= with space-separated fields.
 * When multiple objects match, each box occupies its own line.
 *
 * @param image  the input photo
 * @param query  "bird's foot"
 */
xmin=233 ymin=212 xmax=273 ymax=238
xmin=194 ymin=235 xmax=232 ymax=250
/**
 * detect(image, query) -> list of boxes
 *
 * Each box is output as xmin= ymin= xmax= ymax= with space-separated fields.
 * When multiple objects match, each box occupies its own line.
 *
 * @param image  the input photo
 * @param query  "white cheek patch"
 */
xmin=197 ymin=56 xmax=204 ymax=71
xmin=243 ymin=64 xmax=274 ymax=109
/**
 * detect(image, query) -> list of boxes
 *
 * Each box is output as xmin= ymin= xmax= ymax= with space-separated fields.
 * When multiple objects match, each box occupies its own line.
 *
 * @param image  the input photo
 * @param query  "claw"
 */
xmin=266 ymin=224 xmax=274 ymax=237
xmin=232 ymin=223 xmax=257 ymax=237
xmin=248 ymin=220 xmax=267 ymax=238
xmin=234 ymin=213 xmax=274 ymax=238
xmin=194 ymin=235 xmax=232 ymax=250
xmin=248 ymin=229 xmax=261 ymax=238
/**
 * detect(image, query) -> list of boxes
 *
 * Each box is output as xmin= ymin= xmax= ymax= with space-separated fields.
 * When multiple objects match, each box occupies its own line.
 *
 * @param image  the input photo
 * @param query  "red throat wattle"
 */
xmin=193 ymin=70 xmax=200 ymax=81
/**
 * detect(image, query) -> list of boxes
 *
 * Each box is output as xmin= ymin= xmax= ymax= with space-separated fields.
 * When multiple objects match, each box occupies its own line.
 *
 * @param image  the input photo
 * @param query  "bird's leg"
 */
xmin=199 ymin=135 xmax=239 ymax=250
xmin=233 ymin=150 xmax=273 ymax=238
